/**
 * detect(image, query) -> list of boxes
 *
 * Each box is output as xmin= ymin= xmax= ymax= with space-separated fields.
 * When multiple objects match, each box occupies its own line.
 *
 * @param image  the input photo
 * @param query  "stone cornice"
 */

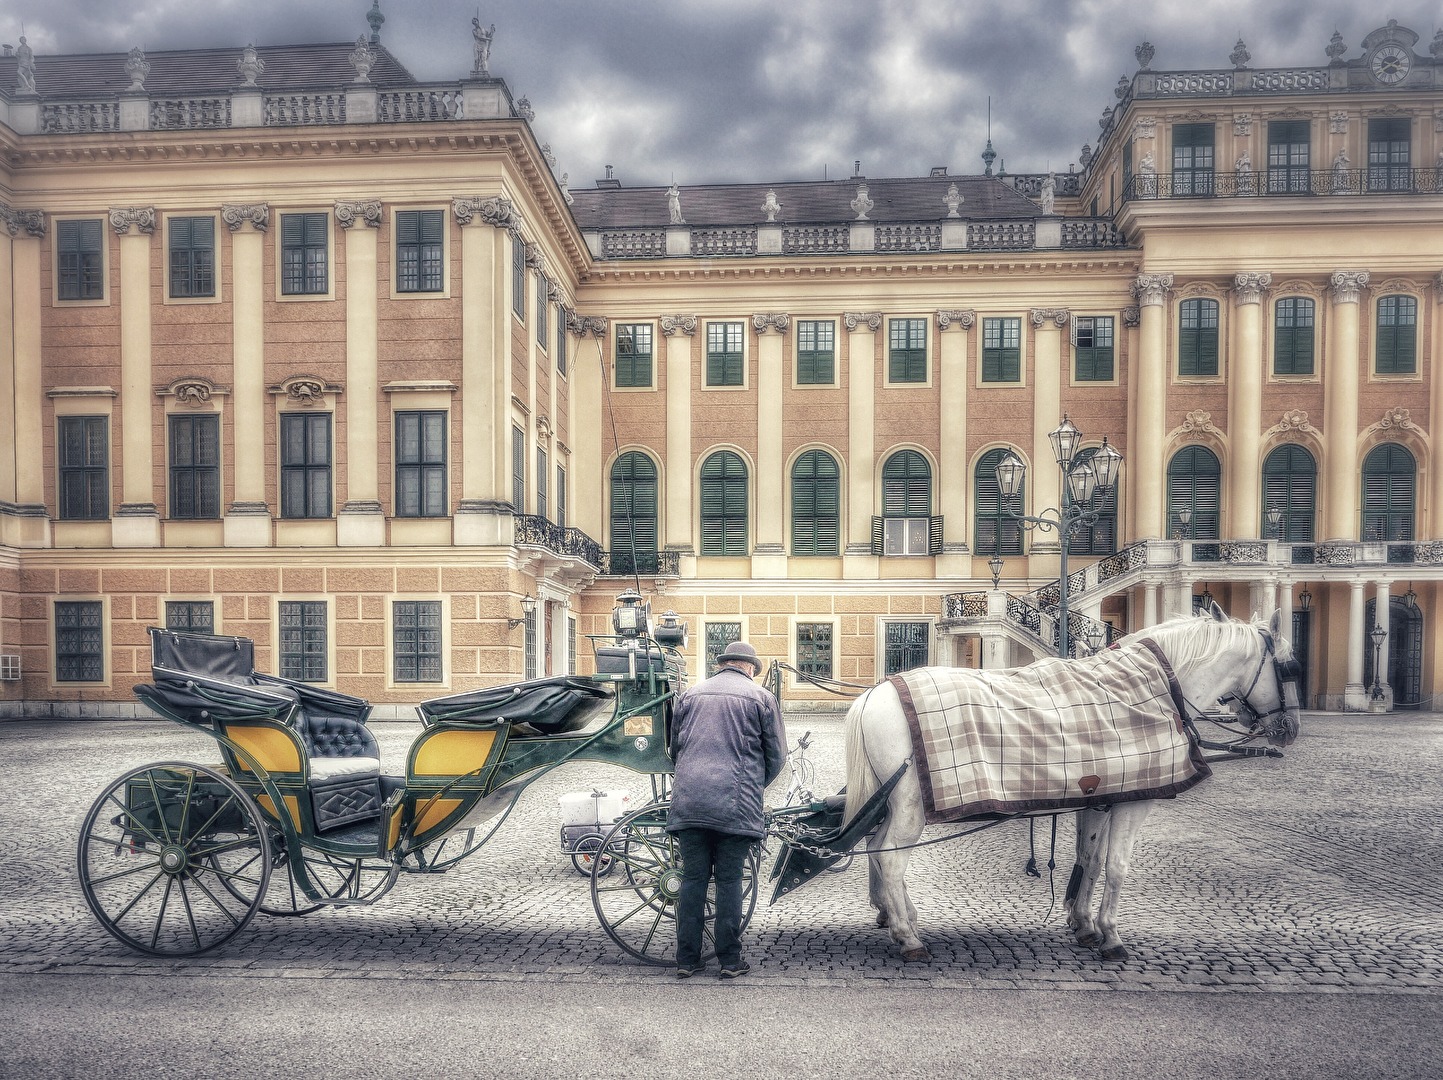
xmin=220 ymin=203 xmax=269 ymax=232
xmin=1330 ymin=270 xmax=1370 ymax=304
xmin=1233 ymin=271 xmax=1272 ymax=304
xmin=843 ymin=311 xmax=883 ymax=331
xmin=659 ymin=315 xmax=697 ymax=337
xmin=1131 ymin=272 xmax=1174 ymax=307
xmin=1030 ymin=307 xmax=1070 ymax=328
xmin=334 ymin=199 xmax=382 ymax=229
xmin=109 ymin=206 xmax=155 ymax=236
xmin=935 ymin=309 xmax=975 ymax=330
xmin=752 ymin=313 xmax=789 ymax=333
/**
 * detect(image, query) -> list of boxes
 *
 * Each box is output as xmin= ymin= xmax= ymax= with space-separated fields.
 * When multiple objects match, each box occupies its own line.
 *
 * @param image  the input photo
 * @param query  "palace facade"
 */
xmin=1 ymin=14 xmax=1441 ymax=716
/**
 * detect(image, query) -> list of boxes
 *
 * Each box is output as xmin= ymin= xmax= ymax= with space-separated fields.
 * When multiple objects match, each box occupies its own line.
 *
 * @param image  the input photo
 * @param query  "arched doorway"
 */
xmin=1364 ymin=596 xmax=1424 ymax=710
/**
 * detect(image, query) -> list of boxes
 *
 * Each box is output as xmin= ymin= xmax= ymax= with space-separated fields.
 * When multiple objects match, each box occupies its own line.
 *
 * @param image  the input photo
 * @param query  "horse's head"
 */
xmin=1208 ymin=603 xmax=1301 ymax=747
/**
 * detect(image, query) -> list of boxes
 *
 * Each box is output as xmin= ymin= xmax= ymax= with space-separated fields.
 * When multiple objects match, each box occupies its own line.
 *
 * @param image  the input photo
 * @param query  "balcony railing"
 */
xmin=1125 ymin=168 xmax=1442 ymax=202
xmin=597 ymin=549 xmax=681 ymax=577
xmin=513 ymin=514 xmax=601 ymax=567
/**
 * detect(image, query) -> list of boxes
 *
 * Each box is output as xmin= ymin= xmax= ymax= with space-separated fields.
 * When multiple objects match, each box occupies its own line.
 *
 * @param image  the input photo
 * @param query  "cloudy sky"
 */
xmin=5 ymin=1 xmax=1441 ymax=187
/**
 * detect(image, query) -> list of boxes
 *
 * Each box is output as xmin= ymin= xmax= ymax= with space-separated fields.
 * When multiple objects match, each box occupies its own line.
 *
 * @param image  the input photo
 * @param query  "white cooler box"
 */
xmin=559 ymin=789 xmax=634 ymax=851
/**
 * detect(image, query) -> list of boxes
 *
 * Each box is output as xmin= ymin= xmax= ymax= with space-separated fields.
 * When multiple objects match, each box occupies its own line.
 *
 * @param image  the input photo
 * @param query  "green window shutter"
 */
xmin=1263 ymin=444 xmax=1316 ymax=542
xmin=791 ymin=450 xmax=839 ymax=556
xmin=609 ymin=453 xmax=659 ymax=567
xmin=1167 ymin=446 xmax=1221 ymax=539
xmin=870 ymin=515 xmax=884 ymax=556
xmin=973 ymin=448 xmax=1022 ymax=555
xmin=1362 ymin=443 xmax=1415 ymax=541
xmin=928 ymin=515 xmax=943 ymax=556
xmin=700 ymin=451 xmax=747 ymax=555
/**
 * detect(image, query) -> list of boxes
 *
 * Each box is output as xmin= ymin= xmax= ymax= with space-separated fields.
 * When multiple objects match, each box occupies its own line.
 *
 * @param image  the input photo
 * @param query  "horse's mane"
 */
xmin=1113 ymin=612 xmax=1282 ymax=670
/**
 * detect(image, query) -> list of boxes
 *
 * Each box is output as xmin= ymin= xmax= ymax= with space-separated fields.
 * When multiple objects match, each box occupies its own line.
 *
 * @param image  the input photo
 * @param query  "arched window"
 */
xmin=1167 ymin=446 xmax=1221 ymax=539
xmin=1361 ymin=443 xmax=1415 ymax=542
xmin=700 ymin=451 xmax=748 ymax=556
xmin=791 ymin=450 xmax=840 ymax=556
xmin=1068 ymin=446 xmax=1117 ymax=555
xmin=877 ymin=450 xmax=934 ymax=556
xmin=1262 ymin=444 xmax=1316 ymax=541
xmin=1178 ymin=298 xmax=1219 ymax=376
xmin=1273 ymin=297 xmax=1315 ymax=375
xmin=1376 ymin=295 xmax=1417 ymax=374
xmin=609 ymin=452 xmax=658 ymax=574
xmin=974 ymin=448 xmax=1023 ymax=555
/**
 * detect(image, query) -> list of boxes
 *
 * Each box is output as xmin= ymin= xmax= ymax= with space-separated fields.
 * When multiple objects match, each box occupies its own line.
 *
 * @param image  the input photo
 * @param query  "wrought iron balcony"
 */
xmin=597 ymin=549 xmax=681 ymax=577
xmin=1125 ymin=168 xmax=1442 ymax=203
xmin=513 ymin=514 xmax=601 ymax=568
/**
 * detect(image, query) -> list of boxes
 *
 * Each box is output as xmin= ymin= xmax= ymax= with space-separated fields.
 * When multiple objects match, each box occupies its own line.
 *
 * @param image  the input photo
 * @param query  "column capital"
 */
xmin=752 ymin=313 xmax=790 ymax=333
xmin=935 ymin=309 xmax=975 ymax=330
xmin=659 ymin=315 xmax=697 ymax=336
xmin=221 ymin=203 xmax=270 ymax=232
xmin=568 ymin=313 xmax=608 ymax=337
xmin=109 ymin=207 xmax=155 ymax=236
xmin=334 ymin=199 xmax=382 ymax=229
xmin=843 ymin=311 xmax=882 ymax=331
xmin=1122 ymin=306 xmax=1141 ymax=327
xmin=1232 ymin=271 xmax=1273 ymax=304
xmin=0 ymin=202 xmax=46 ymax=238
xmin=1030 ymin=307 xmax=1070 ymax=328
xmin=524 ymin=242 xmax=546 ymax=275
xmin=1330 ymin=270 xmax=1370 ymax=304
xmin=452 ymin=194 xmax=516 ymax=228
xmin=1131 ymin=272 xmax=1174 ymax=307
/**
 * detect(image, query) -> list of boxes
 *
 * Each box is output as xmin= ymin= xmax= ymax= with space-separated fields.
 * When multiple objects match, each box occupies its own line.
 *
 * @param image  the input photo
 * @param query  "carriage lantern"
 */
xmin=652 ymin=609 xmax=688 ymax=650
xmin=612 ymin=589 xmax=650 ymax=639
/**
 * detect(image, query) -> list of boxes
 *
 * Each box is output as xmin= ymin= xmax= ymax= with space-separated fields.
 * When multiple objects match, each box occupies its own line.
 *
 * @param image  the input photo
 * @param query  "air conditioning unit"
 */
xmin=0 ymin=655 xmax=19 ymax=681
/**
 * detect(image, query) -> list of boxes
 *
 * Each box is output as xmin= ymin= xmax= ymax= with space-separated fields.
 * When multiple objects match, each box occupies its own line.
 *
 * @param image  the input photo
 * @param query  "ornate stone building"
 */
xmin=0 ymin=15 xmax=1439 ymax=715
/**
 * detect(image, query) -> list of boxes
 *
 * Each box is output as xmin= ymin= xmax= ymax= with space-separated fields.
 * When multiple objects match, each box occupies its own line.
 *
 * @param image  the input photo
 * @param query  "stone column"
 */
xmin=1431 ymin=272 xmax=1443 ymax=538
xmin=453 ymin=195 xmax=517 ymax=546
xmin=660 ymin=315 xmax=697 ymax=557
xmin=1279 ymin=583 xmax=1294 ymax=643
xmin=222 ymin=204 xmax=272 ymax=547
xmin=843 ymin=311 xmax=881 ymax=576
xmin=936 ymin=309 xmax=974 ymax=576
xmin=1375 ymin=579 xmax=1392 ymax=702
xmin=111 ymin=207 xmax=160 ymax=547
xmin=335 ymin=200 xmax=384 ymax=547
xmin=1230 ymin=272 xmax=1271 ymax=537
xmin=1029 ymin=308 xmax=1069 ymax=561
xmin=1143 ymin=582 xmax=1159 ymax=626
xmin=571 ymin=316 xmax=607 ymax=542
xmin=1131 ymin=274 xmax=1173 ymax=539
xmin=752 ymin=313 xmax=788 ymax=577
xmin=1344 ymin=578 xmax=1367 ymax=710
xmin=1324 ymin=271 xmax=1369 ymax=540
xmin=0 ymin=208 xmax=49 ymax=547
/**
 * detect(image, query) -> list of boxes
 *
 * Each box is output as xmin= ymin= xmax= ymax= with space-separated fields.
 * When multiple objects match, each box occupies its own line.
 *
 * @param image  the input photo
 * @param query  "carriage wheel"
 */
xmin=217 ymin=838 xmax=362 ymax=917
xmin=571 ymin=833 xmax=613 ymax=878
xmin=590 ymin=803 xmax=759 ymax=966
xmin=78 ymin=762 xmax=270 ymax=956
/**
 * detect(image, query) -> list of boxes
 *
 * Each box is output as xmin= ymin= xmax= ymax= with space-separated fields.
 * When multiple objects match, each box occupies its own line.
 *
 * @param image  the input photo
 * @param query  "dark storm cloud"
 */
xmin=4 ymin=1 xmax=1441 ymax=186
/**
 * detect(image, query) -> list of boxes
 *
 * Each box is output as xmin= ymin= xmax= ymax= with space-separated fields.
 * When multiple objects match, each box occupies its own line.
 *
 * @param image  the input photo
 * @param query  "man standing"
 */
xmin=666 ymin=641 xmax=785 ymax=980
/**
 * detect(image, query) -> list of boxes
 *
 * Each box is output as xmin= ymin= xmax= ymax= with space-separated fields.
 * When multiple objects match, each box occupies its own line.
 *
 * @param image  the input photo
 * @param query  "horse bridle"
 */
xmin=1223 ymin=627 xmax=1302 ymax=736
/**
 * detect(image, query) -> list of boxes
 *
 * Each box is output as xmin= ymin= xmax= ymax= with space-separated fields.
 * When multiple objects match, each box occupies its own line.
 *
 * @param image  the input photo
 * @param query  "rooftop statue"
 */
xmin=14 ymin=35 xmax=35 ymax=95
xmin=1038 ymin=175 xmax=1055 ymax=215
xmin=472 ymin=19 xmax=495 ymax=77
xmin=667 ymin=183 xmax=684 ymax=225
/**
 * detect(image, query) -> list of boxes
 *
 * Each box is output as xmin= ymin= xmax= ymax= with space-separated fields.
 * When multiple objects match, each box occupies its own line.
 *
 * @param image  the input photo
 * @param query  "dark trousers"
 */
xmin=673 ymin=827 xmax=752 ymax=969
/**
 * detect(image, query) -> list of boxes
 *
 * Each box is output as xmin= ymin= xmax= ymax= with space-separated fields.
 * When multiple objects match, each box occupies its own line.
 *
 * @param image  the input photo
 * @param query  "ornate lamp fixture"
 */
xmin=506 ymin=593 xmax=538 ymax=630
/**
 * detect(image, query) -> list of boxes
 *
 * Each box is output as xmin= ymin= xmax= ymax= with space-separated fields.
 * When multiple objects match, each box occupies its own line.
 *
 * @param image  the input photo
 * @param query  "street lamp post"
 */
xmin=1370 ymin=623 xmax=1387 ymax=701
xmin=995 ymin=416 xmax=1122 ymax=658
xmin=988 ymin=555 xmax=1004 ymax=588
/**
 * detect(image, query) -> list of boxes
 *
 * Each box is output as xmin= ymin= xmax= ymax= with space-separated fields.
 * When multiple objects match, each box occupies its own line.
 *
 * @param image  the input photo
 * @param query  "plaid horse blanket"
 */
xmin=889 ymin=640 xmax=1211 ymax=823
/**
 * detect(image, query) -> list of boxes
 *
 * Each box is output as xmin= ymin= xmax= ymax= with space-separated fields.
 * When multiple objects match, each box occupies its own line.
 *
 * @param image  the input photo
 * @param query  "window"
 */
xmin=705 ymin=621 xmax=742 ymax=677
xmin=393 ymin=600 xmax=442 ymax=683
xmin=1376 ymin=295 xmax=1417 ymax=374
xmin=1067 ymin=446 xmax=1117 ymax=555
xmin=1167 ymin=446 xmax=1221 ymax=540
xmin=1368 ymin=117 xmax=1411 ymax=193
xmin=981 ymin=318 xmax=1021 ymax=382
xmin=536 ymin=276 xmax=549 ymax=344
xmin=556 ymin=464 xmax=567 ymax=529
xmin=796 ymin=623 xmax=833 ymax=680
xmin=55 ymin=601 xmax=103 ymax=682
xmin=700 ymin=450 xmax=748 ymax=556
xmin=557 ymin=316 xmax=568 ymax=376
xmin=395 ymin=209 xmax=444 ymax=293
xmin=791 ymin=450 xmax=840 ymax=556
xmin=615 ymin=324 xmax=653 ymax=388
xmin=1362 ymin=443 xmax=1415 ymax=542
xmin=888 ymin=318 xmax=927 ymax=383
xmin=1262 ymin=444 xmax=1316 ymax=542
xmin=512 ymin=234 xmax=526 ymax=319
xmin=168 ymin=414 xmax=220 ymax=519
xmin=523 ymin=606 xmax=539 ymax=679
xmin=1267 ymin=120 xmax=1310 ymax=194
xmin=884 ymin=622 xmax=929 ymax=677
xmin=796 ymin=320 xmax=835 ymax=384
xmin=279 ymin=600 xmax=327 ymax=682
xmin=1178 ymin=298 xmax=1219 ymax=376
xmin=58 ymin=416 xmax=108 ymax=520
xmin=168 ymin=216 xmax=215 ymax=298
xmin=166 ymin=600 xmax=214 ymax=634
xmin=880 ymin=450 xmax=933 ymax=556
xmin=706 ymin=322 xmax=745 ymax=386
xmin=610 ymin=452 xmax=659 ymax=574
xmin=280 ymin=213 xmax=328 ymax=295
xmin=1273 ymin=298 xmax=1315 ymax=375
xmin=975 ymin=448 xmax=1023 ymax=555
xmin=511 ymin=425 xmax=526 ymax=511
xmin=57 ymin=219 xmax=104 ymax=301
xmin=280 ymin=413 xmax=332 ymax=518
xmin=1073 ymin=316 xmax=1114 ymax=381
xmin=537 ymin=447 xmax=548 ymax=520
xmin=1172 ymin=123 xmax=1215 ymax=196
xmin=567 ymin=616 xmax=577 ymax=676
xmin=395 ymin=411 xmax=447 ymax=517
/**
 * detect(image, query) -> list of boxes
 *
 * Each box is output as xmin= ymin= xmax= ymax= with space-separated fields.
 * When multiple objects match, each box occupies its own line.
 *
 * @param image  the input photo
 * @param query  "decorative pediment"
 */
xmin=1181 ymin=410 xmax=1221 ymax=436
xmin=1175 ymin=280 xmax=1225 ymax=299
xmin=155 ymin=377 xmax=228 ymax=406
xmin=1270 ymin=279 xmax=1323 ymax=299
xmin=1263 ymin=409 xmax=1321 ymax=445
xmin=1370 ymin=277 xmax=1424 ymax=297
xmin=269 ymin=375 xmax=342 ymax=406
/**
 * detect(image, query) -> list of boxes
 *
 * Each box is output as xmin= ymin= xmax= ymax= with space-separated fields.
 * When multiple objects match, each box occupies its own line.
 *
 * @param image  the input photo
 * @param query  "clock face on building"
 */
xmin=1370 ymin=44 xmax=1411 ymax=84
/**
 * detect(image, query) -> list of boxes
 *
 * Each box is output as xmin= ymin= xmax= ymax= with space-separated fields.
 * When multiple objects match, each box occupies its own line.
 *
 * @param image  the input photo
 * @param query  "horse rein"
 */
xmin=1225 ymin=627 xmax=1302 ymax=731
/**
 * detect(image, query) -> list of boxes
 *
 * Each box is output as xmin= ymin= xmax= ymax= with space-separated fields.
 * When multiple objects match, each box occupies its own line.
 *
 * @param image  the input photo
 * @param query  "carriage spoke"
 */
xmin=110 ymin=867 xmax=167 ymax=924
xmin=192 ymin=861 xmax=264 ymax=892
xmin=86 ymin=858 xmax=164 ymax=888
xmin=639 ymin=904 xmax=666 ymax=954
xmin=187 ymin=794 xmax=241 ymax=845
xmin=150 ymin=877 xmax=175 ymax=950
xmin=177 ymin=878 xmax=203 ymax=952
xmin=176 ymin=770 xmax=197 ymax=843
xmin=145 ymin=774 xmax=176 ymax=845
xmin=191 ymin=834 xmax=260 ymax=859
xmin=103 ymin=793 xmax=164 ymax=848
xmin=187 ymin=870 xmax=246 ymax=927
xmin=608 ymin=894 xmax=661 ymax=930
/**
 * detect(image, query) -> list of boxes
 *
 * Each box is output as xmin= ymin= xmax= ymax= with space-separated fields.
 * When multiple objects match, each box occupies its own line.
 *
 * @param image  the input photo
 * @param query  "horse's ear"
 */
xmin=1209 ymin=599 xmax=1227 ymax=622
xmin=1269 ymin=608 xmax=1283 ymax=639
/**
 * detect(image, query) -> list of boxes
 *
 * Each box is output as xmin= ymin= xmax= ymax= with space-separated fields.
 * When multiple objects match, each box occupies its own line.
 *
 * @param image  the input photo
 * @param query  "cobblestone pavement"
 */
xmin=1 ymin=710 xmax=1440 ymax=996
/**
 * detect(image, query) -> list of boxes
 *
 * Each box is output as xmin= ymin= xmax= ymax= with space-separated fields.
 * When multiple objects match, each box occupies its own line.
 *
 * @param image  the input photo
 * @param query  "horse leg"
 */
xmin=1066 ymin=808 xmax=1109 ymax=947
xmin=868 ymin=856 xmax=888 ymax=927
xmin=867 ymin=787 xmax=929 ymax=961
xmin=1095 ymin=801 xmax=1153 ymax=961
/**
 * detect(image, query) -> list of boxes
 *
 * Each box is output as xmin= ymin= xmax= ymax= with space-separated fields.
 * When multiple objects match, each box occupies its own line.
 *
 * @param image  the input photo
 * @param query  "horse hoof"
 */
xmin=1100 ymin=945 xmax=1130 ymax=962
xmin=901 ymin=947 xmax=932 ymax=963
xmin=875 ymin=911 xmax=890 ymax=928
xmin=1074 ymin=930 xmax=1102 ymax=947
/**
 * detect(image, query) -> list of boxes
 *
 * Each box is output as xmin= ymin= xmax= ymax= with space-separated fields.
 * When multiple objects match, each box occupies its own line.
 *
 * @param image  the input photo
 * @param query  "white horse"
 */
xmin=843 ymin=604 xmax=1301 ymax=962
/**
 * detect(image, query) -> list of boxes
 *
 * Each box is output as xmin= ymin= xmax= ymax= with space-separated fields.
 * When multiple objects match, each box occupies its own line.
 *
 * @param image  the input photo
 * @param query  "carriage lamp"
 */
xmin=612 ymin=588 xmax=650 ymax=639
xmin=988 ymin=555 xmax=1004 ymax=588
xmin=506 ymin=593 xmax=537 ymax=630
xmin=1370 ymin=624 xmax=1387 ymax=700
xmin=1298 ymin=588 xmax=1311 ymax=612
xmin=653 ymin=609 xmax=688 ymax=649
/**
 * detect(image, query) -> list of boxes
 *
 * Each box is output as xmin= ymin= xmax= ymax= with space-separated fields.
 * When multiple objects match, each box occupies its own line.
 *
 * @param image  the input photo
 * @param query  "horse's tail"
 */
xmin=842 ymin=688 xmax=880 ymax=827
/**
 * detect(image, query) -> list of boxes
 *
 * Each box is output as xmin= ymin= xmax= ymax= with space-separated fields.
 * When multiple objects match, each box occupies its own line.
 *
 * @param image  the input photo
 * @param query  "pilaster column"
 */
xmin=1230 ymin=272 xmax=1271 ymax=537
xmin=0 ymin=207 xmax=49 ymax=546
xmin=1430 ymin=272 xmax=1443 ymax=537
xmin=936 ymin=309 xmax=974 ymax=572
xmin=453 ymin=195 xmax=517 ymax=546
xmin=1279 ymin=583 xmax=1294 ymax=644
xmin=1131 ymin=274 xmax=1173 ymax=538
xmin=1121 ymin=306 xmax=1140 ymax=540
xmin=1374 ymin=579 xmax=1392 ymax=701
xmin=1029 ymin=308 xmax=1069 ymax=558
xmin=1143 ymin=582 xmax=1159 ymax=626
xmin=111 ymin=207 xmax=160 ymax=547
xmin=660 ymin=315 xmax=697 ymax=555
xmin=1345 ymin=578 xmax=1367 ymax=709
xmin=752 ymin=313 xmax=789 ymax=576
xmin=844 ymin=311 xmax=881 ymax=571
xmin=571 ymin=315 xmax=607 ymax=541
xmin=335 ymin=199 xmax=384 ymax=547
xmin=222 ymin=204 xmax=271 ymax=547
xmin=1324 ymin=271 xmax=1369 ymax=540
